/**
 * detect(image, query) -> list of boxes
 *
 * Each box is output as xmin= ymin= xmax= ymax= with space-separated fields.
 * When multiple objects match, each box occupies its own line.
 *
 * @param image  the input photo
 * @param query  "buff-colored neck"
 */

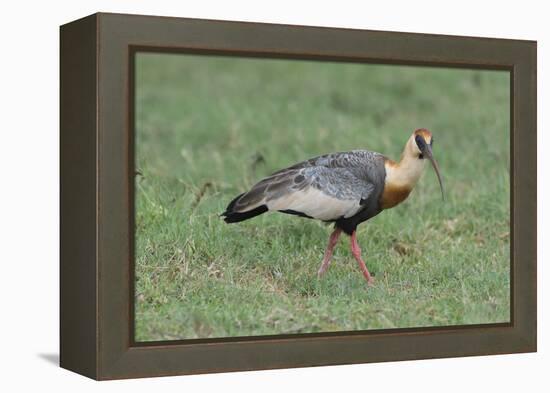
xmin=384 ymin=134 xmax=427 ymax=189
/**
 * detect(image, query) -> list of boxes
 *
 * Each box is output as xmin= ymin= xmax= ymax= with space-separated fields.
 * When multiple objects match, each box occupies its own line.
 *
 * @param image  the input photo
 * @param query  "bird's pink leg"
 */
xmin=350 ymin=231 xmax=374 ymax=285
xmin=317 ymin=228 xmax=342 ymax=277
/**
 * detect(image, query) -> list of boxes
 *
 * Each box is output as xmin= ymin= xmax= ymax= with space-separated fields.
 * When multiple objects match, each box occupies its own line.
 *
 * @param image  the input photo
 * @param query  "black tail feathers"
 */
xmin=220 ymin=192 xmax=268 ymax=223
xmin=221 ymin=205 xmax=268 ymax=223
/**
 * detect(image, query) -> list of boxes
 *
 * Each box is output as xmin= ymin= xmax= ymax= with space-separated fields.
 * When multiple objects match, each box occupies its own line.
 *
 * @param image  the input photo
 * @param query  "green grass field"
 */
xmin=134 ymin=53 xmax=510 ymax=341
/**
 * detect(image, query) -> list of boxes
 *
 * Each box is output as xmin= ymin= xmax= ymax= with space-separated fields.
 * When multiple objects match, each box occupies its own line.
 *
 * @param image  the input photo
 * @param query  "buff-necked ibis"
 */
xmin=222 ymin=129 xmax=444 ymax=285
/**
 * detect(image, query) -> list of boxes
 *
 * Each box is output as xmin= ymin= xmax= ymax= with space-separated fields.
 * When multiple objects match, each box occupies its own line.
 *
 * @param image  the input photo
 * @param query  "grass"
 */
xmin=134 ymin=53 xmax=510 ymax=341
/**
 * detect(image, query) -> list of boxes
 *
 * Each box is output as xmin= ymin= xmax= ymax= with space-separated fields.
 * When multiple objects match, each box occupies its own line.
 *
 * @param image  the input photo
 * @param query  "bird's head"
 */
xmin=411 ymin=128 xmax=445 ymax=201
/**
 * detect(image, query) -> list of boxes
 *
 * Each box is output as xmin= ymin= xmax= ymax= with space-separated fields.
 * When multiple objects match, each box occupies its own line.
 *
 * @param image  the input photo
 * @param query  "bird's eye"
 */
xmin=415 ymin=135 xmax=426 ymax=151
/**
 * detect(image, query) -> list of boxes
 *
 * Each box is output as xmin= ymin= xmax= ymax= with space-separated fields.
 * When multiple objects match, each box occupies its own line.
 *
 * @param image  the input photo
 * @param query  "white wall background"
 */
xmin=0 ymin=0 xmax=546 ymax=391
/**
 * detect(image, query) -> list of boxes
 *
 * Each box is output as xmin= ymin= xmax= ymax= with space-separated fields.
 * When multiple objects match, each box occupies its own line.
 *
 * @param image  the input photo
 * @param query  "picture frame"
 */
xmin=60 ymin=12 xmax=536 ymax=380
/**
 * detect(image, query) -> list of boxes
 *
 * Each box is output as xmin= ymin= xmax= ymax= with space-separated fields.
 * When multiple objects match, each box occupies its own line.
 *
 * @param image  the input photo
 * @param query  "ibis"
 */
xmin=221 ymin=129 xmax=444 ymax=284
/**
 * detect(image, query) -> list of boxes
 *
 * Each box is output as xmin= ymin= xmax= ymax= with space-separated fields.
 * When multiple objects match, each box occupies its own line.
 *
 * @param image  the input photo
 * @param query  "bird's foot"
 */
xmin=350 ymin=230 xmax=375 ymax=286
xmin=316 ymin=228 xmax=342 ymax=278
xmin=317 ymin=259 xmax=330 ymax=278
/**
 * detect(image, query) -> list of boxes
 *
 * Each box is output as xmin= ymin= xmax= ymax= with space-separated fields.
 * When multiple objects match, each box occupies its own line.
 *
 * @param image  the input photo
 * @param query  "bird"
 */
xmin=221 ymin=128 xmax=444 ymax=285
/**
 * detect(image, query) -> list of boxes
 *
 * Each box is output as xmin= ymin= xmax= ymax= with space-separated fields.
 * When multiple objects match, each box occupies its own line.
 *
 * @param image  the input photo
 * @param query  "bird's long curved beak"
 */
xmin=422 ymin=144 xmax=445 ymax=201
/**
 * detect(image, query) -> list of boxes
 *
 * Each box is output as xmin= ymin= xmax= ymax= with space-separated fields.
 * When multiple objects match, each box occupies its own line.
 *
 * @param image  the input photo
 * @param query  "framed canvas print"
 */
xmin=60 ymin=13 xmax=536 ymax=380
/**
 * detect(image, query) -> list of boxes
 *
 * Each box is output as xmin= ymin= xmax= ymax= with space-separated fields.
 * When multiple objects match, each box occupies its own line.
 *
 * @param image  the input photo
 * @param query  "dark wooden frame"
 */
xmin=60 ymin=12 xmax=537 ymax=380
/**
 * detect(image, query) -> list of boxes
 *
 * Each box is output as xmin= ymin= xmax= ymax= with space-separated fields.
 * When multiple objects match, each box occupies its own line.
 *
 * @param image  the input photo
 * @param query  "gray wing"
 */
xmin=271 ymin=150 xmax=383 ymax=175
xmin=230 ymin=151 xmax=383 ymax=221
